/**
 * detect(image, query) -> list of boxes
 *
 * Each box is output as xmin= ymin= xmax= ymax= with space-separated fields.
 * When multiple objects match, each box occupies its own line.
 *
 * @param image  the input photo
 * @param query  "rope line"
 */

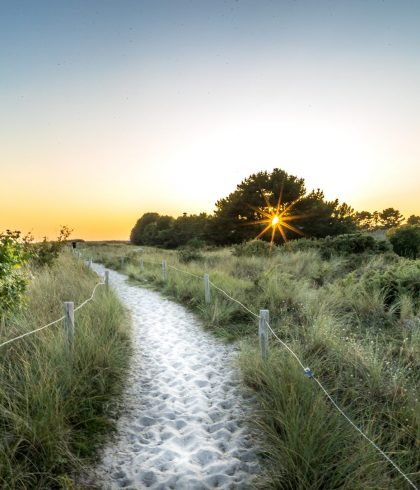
xmin=0 ymin=316 xmax=66 ymax=349
xmin=166 ymin=264 xmax=203 ymax=280
xmin=265 ymin=322 xmax=306 ymax=370
xmin=312 ymin=376 xmax=418 ymax=489
xmin=74 ymin=281 xmax=104 ymax=312
xmin=0 ymin=281 xmax=105 ymax=349
xmin=208 ymin=280 xmax=260 ymax=319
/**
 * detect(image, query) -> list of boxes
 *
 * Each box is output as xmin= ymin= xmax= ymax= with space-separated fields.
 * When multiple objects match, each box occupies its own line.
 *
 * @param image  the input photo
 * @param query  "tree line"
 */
xmin=130 ymin=168 xmax=419 ymax=248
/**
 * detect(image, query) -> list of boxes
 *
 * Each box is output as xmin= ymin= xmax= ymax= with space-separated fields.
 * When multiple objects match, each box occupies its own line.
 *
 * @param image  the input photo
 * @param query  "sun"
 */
xmin=250 ymin=193 xmax=304 ymax=248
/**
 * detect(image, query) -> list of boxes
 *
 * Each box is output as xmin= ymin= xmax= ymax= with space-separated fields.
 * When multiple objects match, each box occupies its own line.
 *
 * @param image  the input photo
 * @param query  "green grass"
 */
xmin=0 ymin=252 xmax=131 ymax=489
xmin=84 ymin=242 xmax=419 ymax=489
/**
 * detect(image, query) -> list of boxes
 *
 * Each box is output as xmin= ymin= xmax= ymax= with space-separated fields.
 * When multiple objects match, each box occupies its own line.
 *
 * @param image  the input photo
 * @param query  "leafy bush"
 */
xmin=345 ymin=259 xmax=420 ymax=308
xmin=0 ymin=230 xmax=31 ymax=317
xmin=233 ymin=239 xmax=275 ymax=257
xmin=388 ymin=224 xmax=420 ymax=259
xmin=177 ymin=247 xmax=204 ymax=263
xmin=319 ymin=233 xmax=391 ymax=259
xmin=31 ymin=226 xmax=72 ymax=267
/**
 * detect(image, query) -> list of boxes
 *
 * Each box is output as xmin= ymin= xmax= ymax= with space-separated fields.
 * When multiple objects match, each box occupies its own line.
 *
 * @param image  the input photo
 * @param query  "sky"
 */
xmin=1 ymin=0 xmax=419 ymax=240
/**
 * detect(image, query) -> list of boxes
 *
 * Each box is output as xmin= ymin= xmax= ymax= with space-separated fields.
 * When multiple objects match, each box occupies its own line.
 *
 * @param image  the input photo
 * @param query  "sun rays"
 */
xmin=248 ymin=190 xmax=304 ymax=248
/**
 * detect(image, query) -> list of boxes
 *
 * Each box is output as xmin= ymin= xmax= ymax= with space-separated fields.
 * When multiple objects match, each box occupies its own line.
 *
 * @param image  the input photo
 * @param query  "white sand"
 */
xmin=89 ymin=263 xmax=260 ymax=489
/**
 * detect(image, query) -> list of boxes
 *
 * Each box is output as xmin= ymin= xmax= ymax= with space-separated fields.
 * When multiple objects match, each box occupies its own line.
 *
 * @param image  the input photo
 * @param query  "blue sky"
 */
xmin=1 ymin=0 xmax=419 ymax=239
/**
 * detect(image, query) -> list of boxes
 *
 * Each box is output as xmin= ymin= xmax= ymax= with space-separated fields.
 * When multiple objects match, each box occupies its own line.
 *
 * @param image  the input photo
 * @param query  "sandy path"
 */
xmin=90 ymin=264 xmax=260 ymax=490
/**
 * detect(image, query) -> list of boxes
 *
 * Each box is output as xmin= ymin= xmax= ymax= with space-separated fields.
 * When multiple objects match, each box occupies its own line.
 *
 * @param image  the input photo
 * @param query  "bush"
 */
xmin=388 ymin=225 xmax=420 ymax=259
xmin=233 ymin=239 xmax=275 ymax=257
xmin=319 ymin=233 xmax=391 ymax=259
xmin=0 ymin=230 xmax=31 ymax=317
xmin=31 ymin=226 xmax=72 ymax=267
xmin=177 ymin=247 xmax=204 ymax=263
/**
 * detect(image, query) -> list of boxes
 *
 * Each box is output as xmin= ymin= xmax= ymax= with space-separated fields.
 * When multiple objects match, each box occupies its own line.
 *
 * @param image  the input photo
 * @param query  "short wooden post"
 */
xmin=162 ymin=260 xmax=167 ymax=281
xmin=259 ymin=309 xmax=269 ymax=360
xmin=120 ymin=256 xmax=124 ymax=268
xmin=204 ymin=273 xmax=211 ymax=304
xmin=88 ymin=258 xmax=92 ymax=268
xmin=64 ymin=301 xmax=75 ymax=351
xmin=105 ymin=270 xmax=109 ymax=291
xmin=140 ymin=257 xmax=144 ymax=271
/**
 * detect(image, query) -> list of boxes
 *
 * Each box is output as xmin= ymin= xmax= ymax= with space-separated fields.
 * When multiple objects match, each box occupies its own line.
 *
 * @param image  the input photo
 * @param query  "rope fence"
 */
xmin=0 ymin=271 xmax=107 ymax=351
xmin=105 ymin=252 xmax=418 ymax=490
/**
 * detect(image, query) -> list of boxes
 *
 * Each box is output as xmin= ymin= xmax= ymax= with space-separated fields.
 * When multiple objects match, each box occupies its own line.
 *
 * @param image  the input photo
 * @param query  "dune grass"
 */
xmin=85 ymin=242 xmax=419 ymax=489
xmin=0 ymin=252 xmax=131 ymax=489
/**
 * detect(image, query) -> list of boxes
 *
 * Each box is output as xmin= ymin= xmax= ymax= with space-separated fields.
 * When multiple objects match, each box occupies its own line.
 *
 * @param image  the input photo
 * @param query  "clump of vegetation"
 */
xmin=233 ymin=239 xmax=275 ymax=257
xmin=388 ymin=224 xmax=420 ymax=259
xmin=0 ymin=230 xmax=31 ymax=318
xmin=87 ymin=241 xmax=419 ymax=489
xmin=318 ymin=232 xmax=391 ymax=258
xmin=0 ymin=252 xmax=131 ymax=488
xmin=30 ymin=226 xmax=73 ymax=267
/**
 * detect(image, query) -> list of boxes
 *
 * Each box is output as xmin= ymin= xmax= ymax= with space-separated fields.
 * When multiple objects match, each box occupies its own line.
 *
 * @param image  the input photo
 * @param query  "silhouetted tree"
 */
xmin=407 ymin=215 xmax=420 ymax=225
xmin=210 ymin=169 xmax=356 ymax=244
xmin=379 ymin=208 xmax=404 ymax=229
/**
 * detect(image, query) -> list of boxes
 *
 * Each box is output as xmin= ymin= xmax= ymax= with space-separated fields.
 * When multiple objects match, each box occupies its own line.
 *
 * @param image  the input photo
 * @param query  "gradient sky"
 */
xmin=1 ymin=0 xmax=419 ymax=240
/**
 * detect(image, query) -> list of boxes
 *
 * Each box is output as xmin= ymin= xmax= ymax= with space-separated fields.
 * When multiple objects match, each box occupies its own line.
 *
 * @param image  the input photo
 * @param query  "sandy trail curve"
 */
xmin=90 ymin=263 xmax=260 ymax=490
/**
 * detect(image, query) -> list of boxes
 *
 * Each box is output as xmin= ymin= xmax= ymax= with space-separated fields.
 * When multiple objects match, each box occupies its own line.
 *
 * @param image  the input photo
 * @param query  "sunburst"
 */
xmin=249 ymin=190 xmax=304 ymax=248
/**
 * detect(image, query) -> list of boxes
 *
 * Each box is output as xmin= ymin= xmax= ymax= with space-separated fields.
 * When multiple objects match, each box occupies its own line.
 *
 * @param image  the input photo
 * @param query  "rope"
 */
xmin=0 ymin=316 xmax=66 ymax=349
xmin=166 ymin=264 xmax=203 ymax=280
xmin=0 ymin=281 xmax=105 ymax=349
xmin=74 ymin=281 xmax=104 ymax=312
xmin=312 ymin=376 xmax=418 ymax=489
xmin=208 ymin=280 xmax=260 ymax=319
xmin=266 ymin=322 xmax=306 ymax=370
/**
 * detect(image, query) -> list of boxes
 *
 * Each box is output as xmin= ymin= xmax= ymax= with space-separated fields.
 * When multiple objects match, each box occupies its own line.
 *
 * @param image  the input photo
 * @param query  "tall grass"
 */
xmin=86 ymin=243 xmax=419 ymax=489
xmin=0 ymin=252 xmax=131 ymax=489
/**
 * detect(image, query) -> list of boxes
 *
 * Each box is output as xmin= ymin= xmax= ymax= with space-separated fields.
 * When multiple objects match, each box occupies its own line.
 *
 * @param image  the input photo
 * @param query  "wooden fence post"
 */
xmin=105 ymin=270 xmax=109 ymax=291
xmin=88 ymin=258 xmax=92 ymax=268
xmin=120 ymin=257 xmax=125 ymax=269
xmin=140 ymin=257 xmax=144 ymax=271
xmin=204 ymin=273 xmax=211 ymax=304
xmin=64 ymin=301 xmax=75 ymax=351
xmin=259 ymin=309 xmax=269 ymax=360
xmin=162 ymin=260 xmax=167 ymax=281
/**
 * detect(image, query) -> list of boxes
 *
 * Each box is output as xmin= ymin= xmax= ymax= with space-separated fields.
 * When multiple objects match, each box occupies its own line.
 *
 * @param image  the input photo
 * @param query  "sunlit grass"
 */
xmin=0 ymin=252 xmax=131 ymax=488
xmin=85 ymin=242 xmax=419 ymax=489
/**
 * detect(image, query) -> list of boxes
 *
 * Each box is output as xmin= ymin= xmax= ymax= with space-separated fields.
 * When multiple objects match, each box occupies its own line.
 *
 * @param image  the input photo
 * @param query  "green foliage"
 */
xmin=379 ymin=207 xmax=404 ymax=229
xmin=407 ymin=215 xmax=420 ymax=225
xmin=388 ymin=224 xmax=420 ymax=259
xmin=318 ymin=233 xmax=391 ymax=259
xmin=130 ymin=212 xmax=211 ymax=248
xmin=177 ymin=247 xmax=204 ymax=264
xmin=0 ymin=230 xmax=31 ymax=317
xmin=31 ymin=226 xmax=72 ymax=267
xmin=232 ymin=239 xmax=275 ymax=257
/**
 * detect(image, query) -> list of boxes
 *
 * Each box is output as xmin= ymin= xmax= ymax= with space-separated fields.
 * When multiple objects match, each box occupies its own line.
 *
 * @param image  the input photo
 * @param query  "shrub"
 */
xmin=388 ymin=224 xmax=420 ymax=259
xmin=319 ymin=233 xmax=391 ymax=259
xmin=177 ymin=247 xmax=204 ymax=263
xmin=0 ymin=230 xmax=31 ymax=317
xmin=31 ymin=226 xmax=72 ymax=267
xmin=233 ymin=239 xmax=275 ymax=257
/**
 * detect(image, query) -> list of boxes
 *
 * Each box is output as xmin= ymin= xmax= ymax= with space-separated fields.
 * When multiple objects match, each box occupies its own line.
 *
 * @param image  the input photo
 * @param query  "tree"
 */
xmin=130 ymin=213 xmax=160 ymax=245
xmin=407 ymin=215 xmax=420 ymax=225
xmin=379 ymin=208 xmax=404 ymax=229
xmin=355 ymin=211 xmax=373 ymax=230
xmin=210 ymin=169 xmax=356 ymax=244
xmin=210 ymin=168 xmax=306 ymax=244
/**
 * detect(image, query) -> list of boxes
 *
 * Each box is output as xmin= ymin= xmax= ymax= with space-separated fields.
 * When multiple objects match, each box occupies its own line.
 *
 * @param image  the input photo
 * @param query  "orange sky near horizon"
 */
xmin=1 ymin=1 xmax=419 ymax=241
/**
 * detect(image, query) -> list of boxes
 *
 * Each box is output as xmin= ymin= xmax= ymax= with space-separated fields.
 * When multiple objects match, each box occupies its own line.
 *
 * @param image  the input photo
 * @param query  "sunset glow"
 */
xmin=1 ymin=1 xmax=419 ymax=240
